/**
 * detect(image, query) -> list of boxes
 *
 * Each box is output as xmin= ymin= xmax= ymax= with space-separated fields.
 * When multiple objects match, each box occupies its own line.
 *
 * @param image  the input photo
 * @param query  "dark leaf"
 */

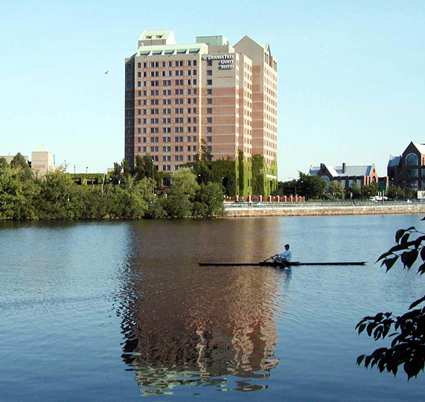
xmin=419 ymin=263 xmax=425 ymax=275
xmin=367 ymin=323 xmax=375 ymax=336
xmin=401 ymin=249 xmax=419 ymax=269
xmin=388 ymin=242 xmax=416 ymax=254
xmin=400 ymin=232 xmax=410 ymax=245
xmin=377 ymin=251 xmax=393 ymax=262
xmin=357 ymin=323 xmax=366 ymax=334
xmin=404 ymin=361 xmax=419 ymax=379
xmin=409 ymin=295 xmax=425 ymax=310
xmin=357 ymin=355 xmax=365 ymax=365
xmin=395 ymin=229 xmax=405 ymax=243
xmin=421 ymin=246 xmax=425 ymax=261
xmin=383 ymin=256 xmax=398 ymax=271
xmin=365 ymin=355 xmax=372 ymax=367
xmin=415 ymin=236 xmax=425 ymax=250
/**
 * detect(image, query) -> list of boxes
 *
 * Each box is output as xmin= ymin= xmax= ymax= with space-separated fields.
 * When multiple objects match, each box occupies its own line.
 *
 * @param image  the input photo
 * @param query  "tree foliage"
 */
xmin=356 ymin=221 xmax=425 ymax=378
xmin=360 ymin=182 xmax=379 ymax=198
xmin=387 ymin=185 xmax=416 ymax=200
xmin=274 ymin=173 xmax=326 ymax=199
xmin=0 ymin=153 xmax=224 ymax=221
xmin=326 ymin=181 xmax=345 ymax=200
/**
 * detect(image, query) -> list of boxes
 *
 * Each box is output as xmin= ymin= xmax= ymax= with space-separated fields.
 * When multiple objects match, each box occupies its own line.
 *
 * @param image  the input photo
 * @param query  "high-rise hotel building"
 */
xmin=125 ymin=31 xmax=278 ymax=189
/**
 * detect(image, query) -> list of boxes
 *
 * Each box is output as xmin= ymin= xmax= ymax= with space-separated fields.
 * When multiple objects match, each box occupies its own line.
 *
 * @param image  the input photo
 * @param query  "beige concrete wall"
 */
xmin=225 ymin=204 xmax=425 ymax=217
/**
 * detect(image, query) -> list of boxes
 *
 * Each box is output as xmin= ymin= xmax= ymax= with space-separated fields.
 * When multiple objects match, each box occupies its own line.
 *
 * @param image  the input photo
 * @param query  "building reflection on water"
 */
xmin=116 ymin=220 xmax=289 ymax=395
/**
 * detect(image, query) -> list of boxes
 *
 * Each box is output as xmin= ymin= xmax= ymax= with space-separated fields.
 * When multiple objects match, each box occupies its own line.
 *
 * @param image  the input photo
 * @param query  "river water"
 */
xmin=1 ymin=215 xmax=424 ymax=401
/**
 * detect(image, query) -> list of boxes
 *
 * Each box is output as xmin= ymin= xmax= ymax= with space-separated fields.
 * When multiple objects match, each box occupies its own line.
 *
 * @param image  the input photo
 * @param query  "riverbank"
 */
xmin=224 ymin=201 xmax=425 ymax=217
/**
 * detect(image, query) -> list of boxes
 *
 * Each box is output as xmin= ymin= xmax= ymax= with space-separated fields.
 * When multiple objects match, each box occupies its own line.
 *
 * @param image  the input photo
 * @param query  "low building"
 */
xmin=31 ymin=150 xmax=55 ymax=175
xmin=388 ymin=142 xmax=425 ymax=190
xmin=309 ymin=162 xmax=378 ymax=189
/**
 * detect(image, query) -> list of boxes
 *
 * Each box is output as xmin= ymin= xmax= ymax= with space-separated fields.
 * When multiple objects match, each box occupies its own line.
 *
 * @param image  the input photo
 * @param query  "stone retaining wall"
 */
xmin=225 ymin=204 xmax=425 ymax=217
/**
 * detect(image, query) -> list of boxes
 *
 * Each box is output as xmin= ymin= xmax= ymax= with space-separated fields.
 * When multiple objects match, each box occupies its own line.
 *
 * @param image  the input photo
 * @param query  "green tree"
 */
xmin=171 ymin=168 xmax=199 ymax=197
xmin=11 ymin=153 xmax=32 ymax=180
xmin=0 ymin=163 xmax=39 ymax=220
xmin=274 ymin=179 xmax=297 ymax=196
xmin=36 ymin=170 xmax=83 ymax=220
xmin=361 ymin=182 xmax=379 ymax=198
xmin=134 ymin=155 xmax=158 ymax=182
xmin=349 ymin=183 xmax=361 ymax=199
xmin=80 ymin=187 xmax=109 ymax=219
xmin=356 ymin=222 xmax=425 ymax=378
xmin=0 ymin=157 xmax=8 ymax=169
xmin=327 ymin=181 xmax=345 ymax=200
xmin=298 ymin=173 xmax=326 ymax=199
xmin=387 ymin=185 xmax=416 ymax=200
xmin=164 ymin=169 xmax=199 ymax=218
xmin=10 ymin=153 xmax=28 ymax=170
xmin=110 ymin=162 xmax=123 ymax=185
xmin=193 ymin=182 xmax=224 ymax=218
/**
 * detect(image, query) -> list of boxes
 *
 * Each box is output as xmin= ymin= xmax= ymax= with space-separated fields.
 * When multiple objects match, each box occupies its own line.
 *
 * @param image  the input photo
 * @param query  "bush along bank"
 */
xmin=0 ymin=156 xmax=224 ymax=221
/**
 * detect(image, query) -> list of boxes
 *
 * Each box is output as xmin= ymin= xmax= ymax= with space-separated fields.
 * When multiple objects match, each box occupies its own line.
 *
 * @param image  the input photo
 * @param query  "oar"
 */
xmin=261 ymin=254 xmax=277 ymax=263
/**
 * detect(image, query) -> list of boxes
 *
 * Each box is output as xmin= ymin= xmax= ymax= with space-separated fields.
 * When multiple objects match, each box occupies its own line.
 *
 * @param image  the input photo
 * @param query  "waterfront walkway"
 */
xmin=224 ymin=200 xmax=425 ymax=217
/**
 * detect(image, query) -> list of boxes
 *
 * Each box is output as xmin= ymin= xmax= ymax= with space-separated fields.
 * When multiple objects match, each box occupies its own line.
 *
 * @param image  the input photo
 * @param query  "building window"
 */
xmin=207 ymin=70 xmax=212 ymax=76
xmin=207 ymin=79 xmax=212 ymax=86
xmin=406 ymin=153 xmax=419 ymax=166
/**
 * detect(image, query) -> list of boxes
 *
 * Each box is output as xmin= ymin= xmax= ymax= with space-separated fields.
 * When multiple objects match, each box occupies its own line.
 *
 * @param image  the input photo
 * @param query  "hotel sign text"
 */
xmin=202 ymin=54 xmax=234 ymax=70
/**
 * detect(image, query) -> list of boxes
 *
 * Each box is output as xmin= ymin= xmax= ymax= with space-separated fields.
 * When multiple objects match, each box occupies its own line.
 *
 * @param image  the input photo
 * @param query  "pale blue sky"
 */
xmin=1 ymin=0 xmax=424 ymax=179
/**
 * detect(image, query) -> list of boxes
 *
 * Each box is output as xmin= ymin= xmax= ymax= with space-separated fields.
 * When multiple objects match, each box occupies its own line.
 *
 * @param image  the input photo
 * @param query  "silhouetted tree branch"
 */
xmin=356 ymin=220 xmax=425 ymax=378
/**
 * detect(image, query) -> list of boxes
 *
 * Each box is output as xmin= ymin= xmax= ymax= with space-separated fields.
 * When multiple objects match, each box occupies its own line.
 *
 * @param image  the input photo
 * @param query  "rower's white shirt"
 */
xmin=279 ymin=249 xmax=292 ymax=261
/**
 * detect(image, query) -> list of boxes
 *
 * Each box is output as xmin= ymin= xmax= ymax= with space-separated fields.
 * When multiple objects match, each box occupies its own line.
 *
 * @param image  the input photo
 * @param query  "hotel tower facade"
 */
xmin=125 ymin=31 xmax=278 ymax=195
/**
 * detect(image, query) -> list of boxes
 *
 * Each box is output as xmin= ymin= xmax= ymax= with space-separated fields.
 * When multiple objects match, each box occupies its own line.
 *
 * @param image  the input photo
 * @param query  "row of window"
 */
xmin=138 ymin=107 xmax=199 ymax=115
xmin=136 ymin=107 xmax=216 ymax=116
xmin=136 ymin=117 xmax=199 ymax=125
xmin=138 ymin=60 xmax=198 ymax=68
xmin=137 ymin=136 xmax=199 ymax=143
xmin=139 ymin=69 xmax=198 ymax=78
xmin=136 ymin=148 xmax=198 ymax=162
xmin=138 ymin=145 xmax=198 ymax=153
xmin=137 ymin=79 xmax=198 ymax=87
xmin=137 ymin=96 xmax=207 ymax=106
xmin=136 ymin=126 xmax=198 ymax=134
xmin=136 ymin=88 xmax=210 ymax=97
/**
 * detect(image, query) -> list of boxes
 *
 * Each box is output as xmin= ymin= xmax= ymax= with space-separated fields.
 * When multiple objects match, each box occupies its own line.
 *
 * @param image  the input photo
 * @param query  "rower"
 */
xmin=274 ymin=244 xmax=292 ymax=265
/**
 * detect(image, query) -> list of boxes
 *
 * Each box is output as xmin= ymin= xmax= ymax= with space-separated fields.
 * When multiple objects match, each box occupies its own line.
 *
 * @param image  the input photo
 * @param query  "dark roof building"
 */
xmin=388 ymin=142 xmax=425 ymax=190
xmin=309 ymin=162 xmax=378 ymax=189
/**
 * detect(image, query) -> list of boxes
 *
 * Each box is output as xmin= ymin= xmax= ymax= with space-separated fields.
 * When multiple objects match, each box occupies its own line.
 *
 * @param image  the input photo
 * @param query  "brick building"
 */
xmin=309 ymin=162 xmax=378 ymax=189
xmin=388 ymin=142 xmax=425 ymax=190
xmin=124 ymin=30 xmax=278 ymax=195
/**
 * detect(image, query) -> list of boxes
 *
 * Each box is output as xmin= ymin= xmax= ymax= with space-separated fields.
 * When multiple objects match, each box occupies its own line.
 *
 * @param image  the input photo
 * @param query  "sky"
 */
xmin=1 ymin=0 xmax=424 ymax=180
